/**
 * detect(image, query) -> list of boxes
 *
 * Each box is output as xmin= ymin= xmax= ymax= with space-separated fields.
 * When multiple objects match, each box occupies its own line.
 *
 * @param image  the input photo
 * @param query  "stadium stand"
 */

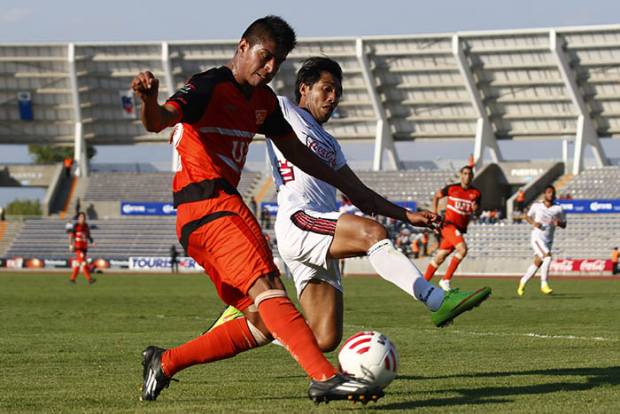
xmin=4 ymin=217 xmax=181 ymax=259
xmin=561 ymin=166 xmax=620 ymax=198
xmin=82 ymin=170 xmax=263 ymax=202
xmin=467 ymin=214 xmax=620 ymax=260
xmin=2 ymin=25 xmax=619 ymax=174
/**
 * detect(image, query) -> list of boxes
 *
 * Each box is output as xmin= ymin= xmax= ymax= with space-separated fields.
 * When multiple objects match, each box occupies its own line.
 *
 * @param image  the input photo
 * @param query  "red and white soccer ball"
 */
xmin=338 ymin=331 xmax=399 ymax=389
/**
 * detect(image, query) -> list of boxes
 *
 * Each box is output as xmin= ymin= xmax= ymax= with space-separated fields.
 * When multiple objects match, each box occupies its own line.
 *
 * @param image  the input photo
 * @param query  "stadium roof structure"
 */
xmin=1 ymin=24 xmax=619 ymax=175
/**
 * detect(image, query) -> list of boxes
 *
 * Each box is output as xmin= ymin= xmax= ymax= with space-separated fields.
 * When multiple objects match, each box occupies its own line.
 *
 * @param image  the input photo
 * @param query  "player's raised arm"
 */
xmin=131 ymin=71 xmax=179 ymax=132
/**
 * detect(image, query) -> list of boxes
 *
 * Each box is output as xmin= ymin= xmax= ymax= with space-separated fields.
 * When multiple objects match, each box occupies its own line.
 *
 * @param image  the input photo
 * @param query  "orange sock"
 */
xmin=443 ymin=256 xmax=462 ymax=281
xmin=424 ymin=262 xmax=438 ymax=281
xmin=70 ymin=266 xmax=79 ymax=281
xmin=161 ymin=317 xmax=257 ymax=377
xmin=82 ymin=265 xmax=92 ymax=282
xmin=258 ymin=296 xmax=336 ymax=381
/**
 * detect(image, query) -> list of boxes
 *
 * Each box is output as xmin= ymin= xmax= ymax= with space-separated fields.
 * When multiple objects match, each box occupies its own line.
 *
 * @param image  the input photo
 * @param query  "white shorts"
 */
xmin=275 ymin=209 xmax=343 ymax=297
xmin=531 ymin=233 xmax=552 ymax=258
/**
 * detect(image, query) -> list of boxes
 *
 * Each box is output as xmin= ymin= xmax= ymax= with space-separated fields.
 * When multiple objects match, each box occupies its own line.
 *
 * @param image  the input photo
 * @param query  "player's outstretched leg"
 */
xmin=431 ymin=286 xmax=492 ymax=328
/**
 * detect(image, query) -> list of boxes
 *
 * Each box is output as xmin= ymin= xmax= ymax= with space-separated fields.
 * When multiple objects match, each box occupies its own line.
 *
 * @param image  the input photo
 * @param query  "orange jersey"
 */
xmin=71 ymin=223 xmax=91 ymax=251
xmin=612 ymin=250 xmax=619 ymax=263
xmin=440 ymin=184 xmax=481 ymax=233
xmin=166 ymin=66 xmax=293 ymax=242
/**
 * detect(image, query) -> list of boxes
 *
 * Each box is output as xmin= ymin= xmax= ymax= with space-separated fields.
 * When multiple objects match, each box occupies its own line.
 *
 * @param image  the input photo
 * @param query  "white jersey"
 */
xmin=527 ymin=201 xmax=566 ymax=243
xmin=266 ymin=96 xmax=347 ymax=215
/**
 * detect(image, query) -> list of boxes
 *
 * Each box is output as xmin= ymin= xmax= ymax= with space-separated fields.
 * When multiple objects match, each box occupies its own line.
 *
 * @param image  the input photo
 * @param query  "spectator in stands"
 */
xmin=420 ymin=232 xmax=429 ymax=256
xmin=410 ymin=235 xmax=420 ymax=259
xmin=260 ymin=204 xmax=271 ymax=229
xmin=73 ymin=198 xmax=81 ymax=220
xmin=63 ymin=157 xmax=73 ymax=178
xmin=612 ymin=247 xmax=619 ymax=275
xmin=249 ymin=198 xmax=258 ymax=217
xmin=170 ymin=245 xmax=179 ymax=273
xmin=515 ymin=189 xmax=526 ymax=212
xmin=0 ymin=205 xmax=5 ymax=221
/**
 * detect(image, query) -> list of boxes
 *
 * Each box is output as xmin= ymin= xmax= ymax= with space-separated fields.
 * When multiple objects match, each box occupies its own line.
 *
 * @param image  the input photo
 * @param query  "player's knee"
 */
xmin=315 ymin=330 xmax=342 ymax=353
xmin=363 ymin=222 xmax=388 ymax=246
xmin=457 ymin=247 xmax=468 ymax=259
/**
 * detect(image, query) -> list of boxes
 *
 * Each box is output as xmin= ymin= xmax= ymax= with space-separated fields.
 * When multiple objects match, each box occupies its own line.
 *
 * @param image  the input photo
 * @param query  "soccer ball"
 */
xmin=338 ymin=331 xmax=399 ymax=389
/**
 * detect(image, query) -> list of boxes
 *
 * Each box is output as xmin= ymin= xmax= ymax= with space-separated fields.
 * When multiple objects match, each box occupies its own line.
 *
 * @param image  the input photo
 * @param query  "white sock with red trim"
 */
xmin=367 ymin=239 xmax=444 ymax=311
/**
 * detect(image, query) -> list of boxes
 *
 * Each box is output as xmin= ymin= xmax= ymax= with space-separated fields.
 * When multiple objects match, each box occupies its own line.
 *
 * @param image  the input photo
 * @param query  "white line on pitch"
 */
xmin=446 ymin=330 xmax=618 ymax=342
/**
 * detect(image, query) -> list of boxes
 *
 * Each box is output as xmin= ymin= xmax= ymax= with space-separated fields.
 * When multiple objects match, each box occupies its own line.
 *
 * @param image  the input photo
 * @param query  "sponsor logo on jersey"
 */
xmin=305 ymin=135 xmax=336 ymax=167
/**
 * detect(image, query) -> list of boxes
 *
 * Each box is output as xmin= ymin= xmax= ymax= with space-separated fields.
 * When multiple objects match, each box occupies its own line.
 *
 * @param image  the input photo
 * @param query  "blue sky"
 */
xmin=1 ymin=0 xmax=619 ymax=42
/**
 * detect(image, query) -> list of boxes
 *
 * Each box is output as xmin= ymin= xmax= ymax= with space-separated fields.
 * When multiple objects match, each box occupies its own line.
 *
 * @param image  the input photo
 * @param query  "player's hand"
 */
xmin=534 ymin=222 xmax=543 ymax=229
xmin=131 ymin=71 xmax=159 ymax=102
xmin=406 ymin=210 xmax=442 ymax=232
xmin=69 ymin=245 xmax=74 ymax=252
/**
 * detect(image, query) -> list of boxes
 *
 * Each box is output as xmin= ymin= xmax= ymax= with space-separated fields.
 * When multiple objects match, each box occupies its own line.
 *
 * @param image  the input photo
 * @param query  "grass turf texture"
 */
xmin=0 ymin=273 xmax=618 ymax=413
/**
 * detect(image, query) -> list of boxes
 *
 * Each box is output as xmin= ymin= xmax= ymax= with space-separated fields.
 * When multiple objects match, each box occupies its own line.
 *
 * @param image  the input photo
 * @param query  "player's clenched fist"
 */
xmin=406 ymin=210 xmax=442 ymax=231
xmin=131 ymin=71 xmax=159 ymax=101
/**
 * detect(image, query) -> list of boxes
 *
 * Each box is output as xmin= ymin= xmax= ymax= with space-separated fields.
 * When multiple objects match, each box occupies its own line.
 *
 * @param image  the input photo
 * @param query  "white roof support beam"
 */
xmin=68 ymin=43 xmax=87 ymax=177
xmin=161 ymin=42 xmax=179 ymax=172
xmin=356 ymin=38 xmax=400 ymax=171
xmin=452 ymin=35 xmax=502 ymax=169
xmin=549 ymin=30 xmax=608 ymax=174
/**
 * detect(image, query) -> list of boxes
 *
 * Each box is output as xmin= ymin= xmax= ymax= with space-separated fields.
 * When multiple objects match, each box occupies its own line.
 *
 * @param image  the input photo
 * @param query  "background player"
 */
xmin=132 ymin=16 xmax=384 ymax=404
xmin=211 ymin=57 xmax=491 ymax=354
xmin=68 ymin=212 xmax=96 ymax=284
xmin=518 ymin=185 xmax=566 ymax=296
xmin=424 ymin=166 xmax=480 ymax=291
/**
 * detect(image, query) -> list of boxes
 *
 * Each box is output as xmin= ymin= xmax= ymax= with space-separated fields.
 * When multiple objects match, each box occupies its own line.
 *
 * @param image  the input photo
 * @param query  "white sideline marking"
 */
xmin=344 ymin=323 xmax=618 ymax=342
xmin=447 ymin=329 xmax=618 ymax=342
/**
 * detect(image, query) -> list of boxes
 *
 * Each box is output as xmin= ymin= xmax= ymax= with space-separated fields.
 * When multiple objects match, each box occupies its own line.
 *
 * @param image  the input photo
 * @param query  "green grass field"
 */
xmin=0 ymin=273 xmax=618 ymax=413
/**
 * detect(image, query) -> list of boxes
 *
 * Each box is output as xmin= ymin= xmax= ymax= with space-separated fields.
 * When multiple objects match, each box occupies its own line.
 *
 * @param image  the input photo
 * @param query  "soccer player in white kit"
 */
xmin=263 ymin=57 xmax=491 ymax=348
xmin=518 ymin=185 xmax=567 ymax=296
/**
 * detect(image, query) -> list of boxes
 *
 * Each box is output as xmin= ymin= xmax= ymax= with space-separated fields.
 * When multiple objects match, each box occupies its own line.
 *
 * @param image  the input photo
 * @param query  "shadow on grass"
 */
xmin=372 ymin=366 xmax=619 ymax=411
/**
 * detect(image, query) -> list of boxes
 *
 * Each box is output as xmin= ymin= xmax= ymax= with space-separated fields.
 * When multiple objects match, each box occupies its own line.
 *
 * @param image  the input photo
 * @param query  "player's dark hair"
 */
xmin=545 ymin=185 xmax=556 ymax=193
xmin=77 ymin=212 xmax=86 ymax=220
xmin=242 ymin=15 xmax=296 ymax=56
xmin=294 ymin=57 xmax=343 ymax=103
xmin=460 ymin=165 xmax=474 ymax=174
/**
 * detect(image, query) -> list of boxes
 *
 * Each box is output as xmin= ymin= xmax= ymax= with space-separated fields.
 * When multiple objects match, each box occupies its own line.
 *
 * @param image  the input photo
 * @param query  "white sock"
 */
xmin=520 ymin=264 xmax=538 ymax=285
xmin=540 ymin=256 xmax=552 ymax=284
xmin=367 ymin=239 xmax=444 ymax=311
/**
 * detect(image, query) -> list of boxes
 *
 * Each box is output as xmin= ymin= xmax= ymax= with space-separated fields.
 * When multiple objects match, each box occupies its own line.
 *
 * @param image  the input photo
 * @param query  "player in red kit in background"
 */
xmin=69 ymin=212 xmax=96 ymax=284
xmin=424 ymin=166 xmax=480 ymax=291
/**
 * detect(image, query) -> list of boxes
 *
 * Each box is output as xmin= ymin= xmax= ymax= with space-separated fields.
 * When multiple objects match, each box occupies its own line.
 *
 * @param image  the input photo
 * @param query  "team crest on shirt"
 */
xmin=255 ymin=109 xmax=267 ymax=125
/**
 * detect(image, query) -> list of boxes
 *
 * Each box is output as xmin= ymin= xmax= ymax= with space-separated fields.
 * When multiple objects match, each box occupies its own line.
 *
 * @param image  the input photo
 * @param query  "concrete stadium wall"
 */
xmin=0 ymin=164 xmax=59 ymax=187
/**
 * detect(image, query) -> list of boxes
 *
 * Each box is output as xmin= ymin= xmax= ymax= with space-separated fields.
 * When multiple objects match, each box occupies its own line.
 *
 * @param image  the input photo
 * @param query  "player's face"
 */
xmin=460 ymin=168 xmax=473 ymax=186
xmin=544 ymin=187 xmax=556 ymax=202
xmin=78 ymin=214 xmax=85 ymax=224
xmin=237 ymin=38 xmax=286 ymax=87
xmin=298 ymin=71 xmax=342 ymax=124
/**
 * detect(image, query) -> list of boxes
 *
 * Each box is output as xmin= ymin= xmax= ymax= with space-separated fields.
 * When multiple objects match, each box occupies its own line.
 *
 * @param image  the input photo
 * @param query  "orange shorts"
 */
xmin=179 ymin=192 xmax=277 ymax=311
xmin=439 ymin=223 xmax=465 ymax=251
